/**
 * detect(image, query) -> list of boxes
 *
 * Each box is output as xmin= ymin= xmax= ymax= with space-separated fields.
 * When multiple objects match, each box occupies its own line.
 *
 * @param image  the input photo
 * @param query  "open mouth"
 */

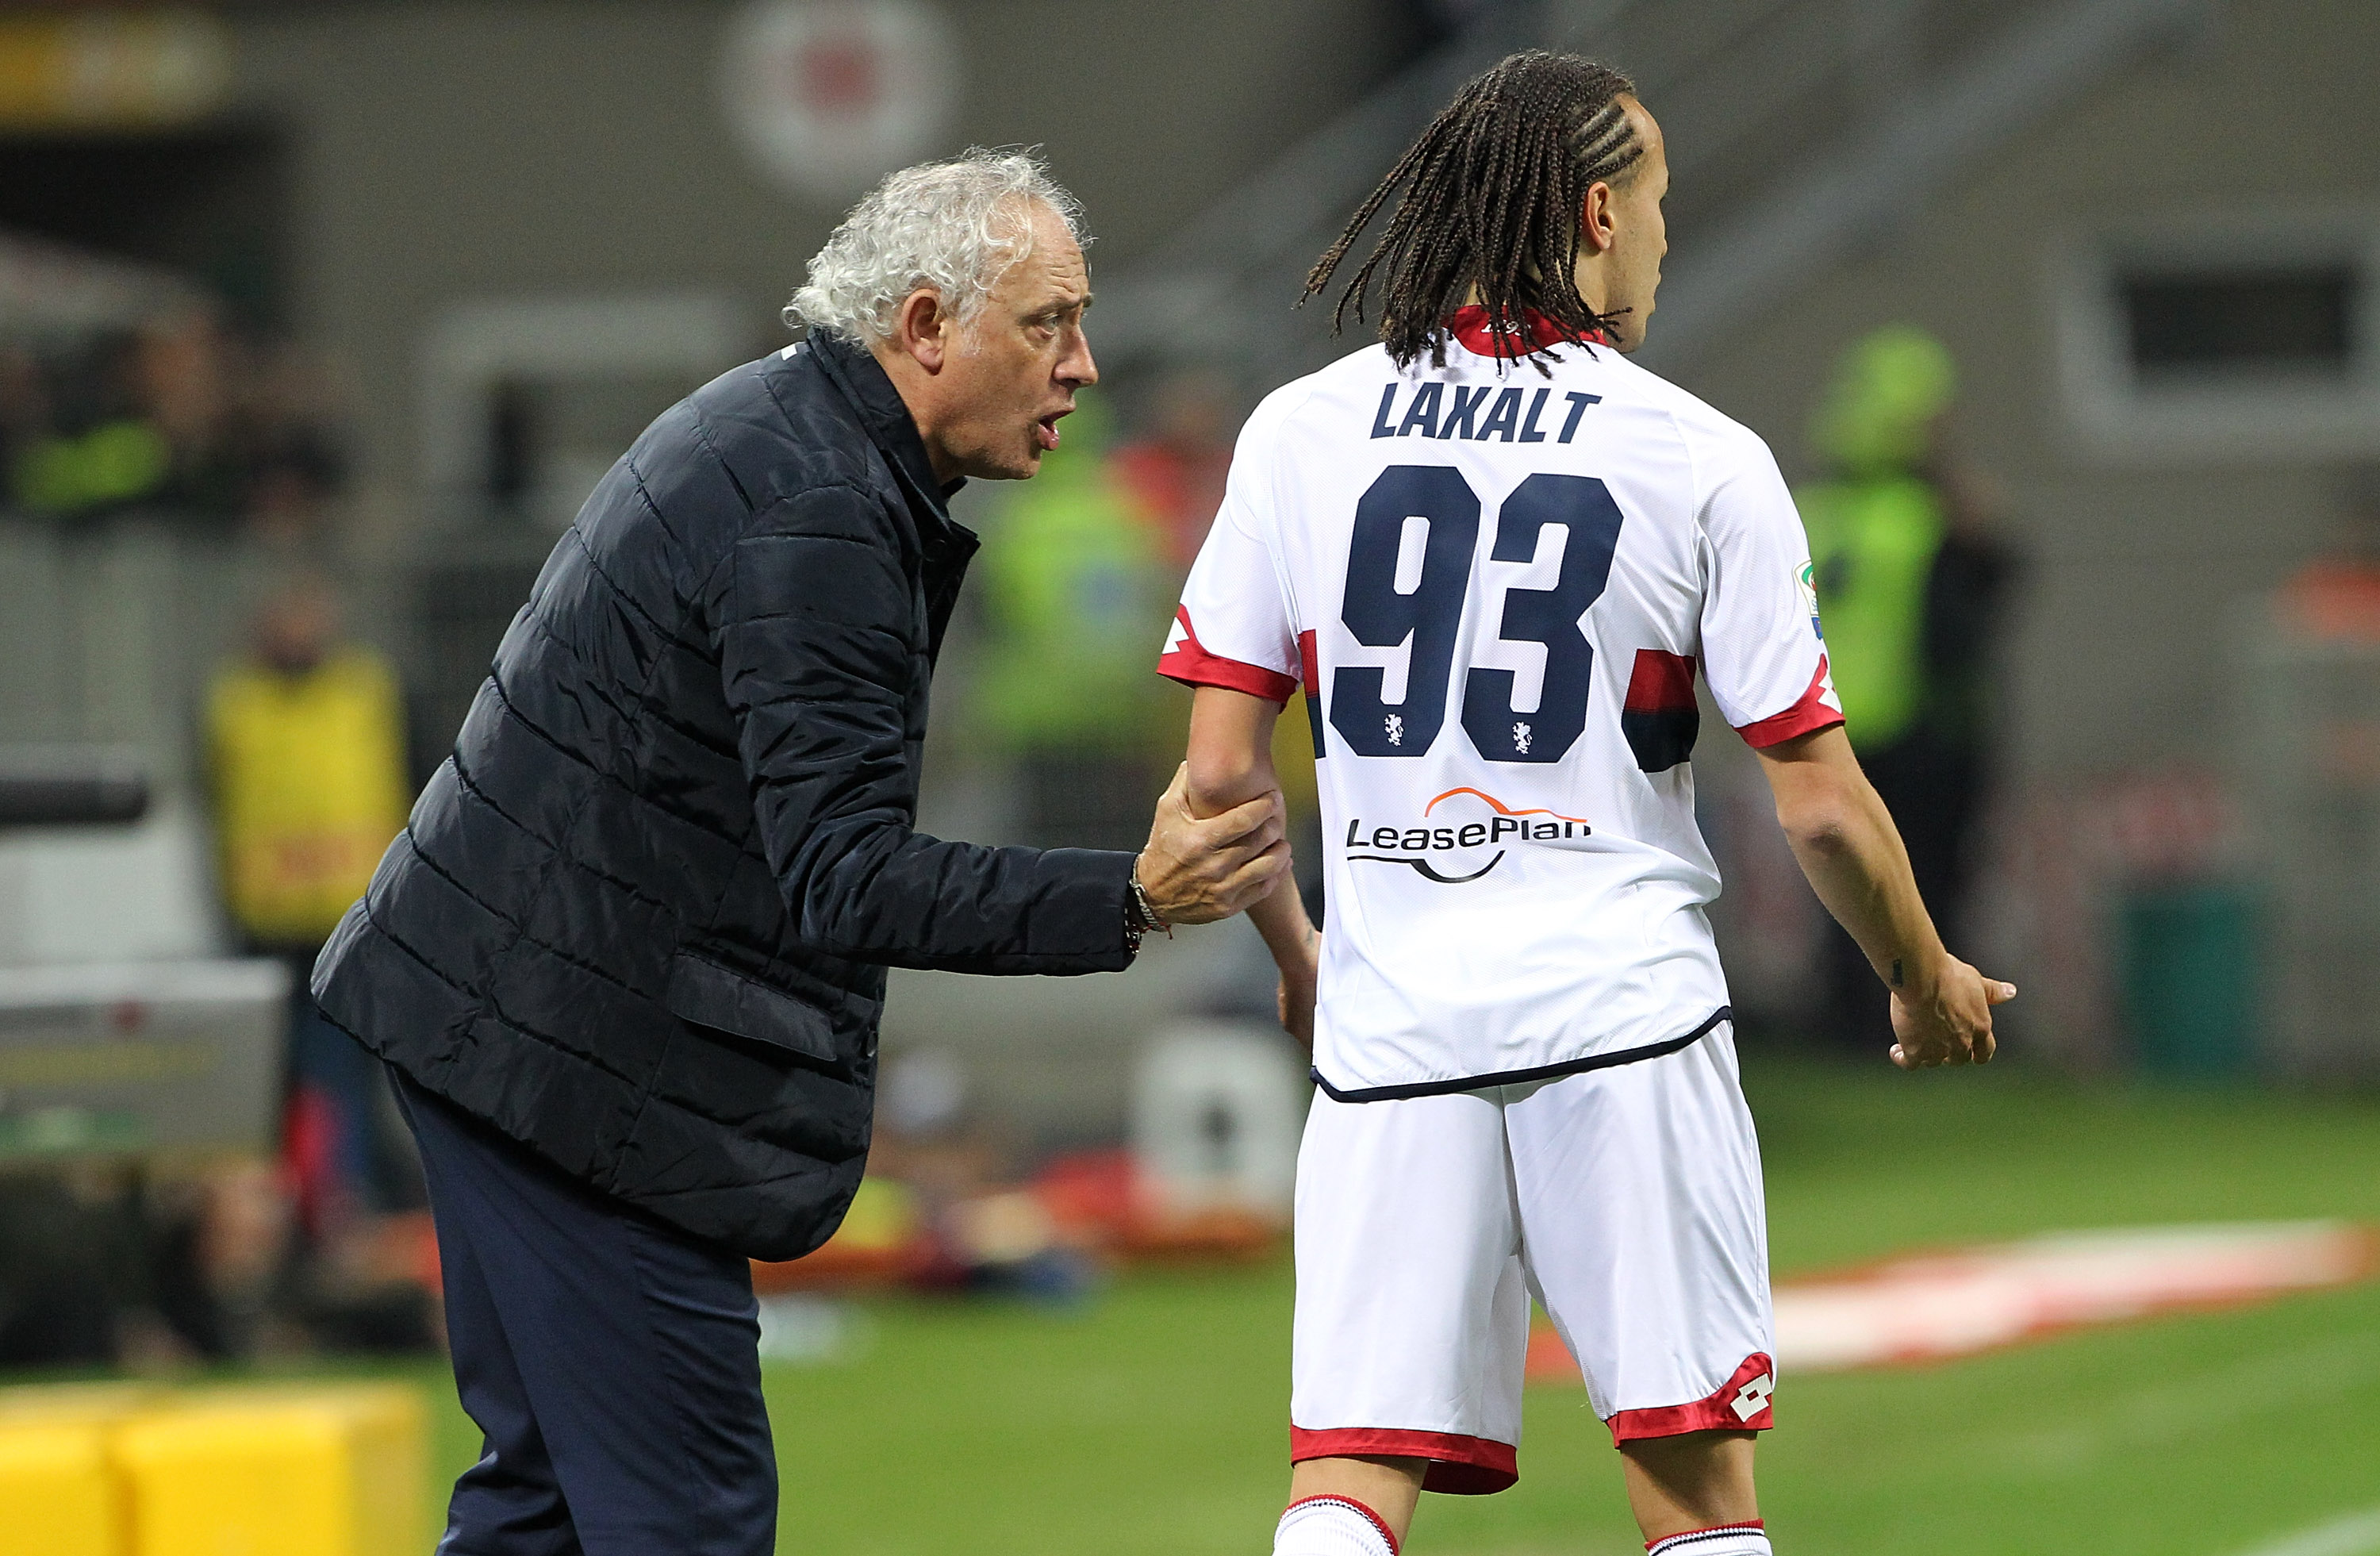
xmin=1035 ymin=409 xmax=1069 ymax=451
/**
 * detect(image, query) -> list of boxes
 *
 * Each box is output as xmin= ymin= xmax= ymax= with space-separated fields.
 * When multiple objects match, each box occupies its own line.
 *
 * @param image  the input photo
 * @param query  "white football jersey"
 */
xmin=1159 ymin=309 xmax=1842 ymax=1099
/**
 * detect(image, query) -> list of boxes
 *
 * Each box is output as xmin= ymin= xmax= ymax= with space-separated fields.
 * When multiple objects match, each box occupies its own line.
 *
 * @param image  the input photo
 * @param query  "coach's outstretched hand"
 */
xmin=1887 ymin=955 xmax=2016 ymax=1070
xmin=1137 ymin=764 xmax=1292 ymax=925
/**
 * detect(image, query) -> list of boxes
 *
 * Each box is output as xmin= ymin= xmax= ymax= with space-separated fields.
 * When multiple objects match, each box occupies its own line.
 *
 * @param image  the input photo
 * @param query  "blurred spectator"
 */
xmin=1797 ymin=326 xmax=2019 ymax=1054
xmin=977 ymin=395 xmax=1174 ymax=850
xmin=232 ymin=332 xmax=351 ymax=543
xmin=2276 ymin=465 xmax=2380 ymax=638
xmin=0 ymin=343 xmax=56 ymax=498
xmin=205 ymin=574 xmax=416 ymax=1241
xmin=1 ymin=301 xmax=349 ymax=536
xmin=9 ymin=328 xmax=171 ymax=517
xmin=1111 ymin=370 xmax=1236 ymax=572
xmin=0 ymin=1177 xmax=127 ymax=1367
xmin=132 ymin=304 xmax=240 ymax=517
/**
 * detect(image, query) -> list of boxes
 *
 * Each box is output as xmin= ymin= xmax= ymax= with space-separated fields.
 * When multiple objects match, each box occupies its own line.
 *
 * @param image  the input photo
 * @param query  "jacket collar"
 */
xmin=797 ymin=332 xmax=979 ymax=660
xmin=803 ymin=329 xmax=966 ymax=512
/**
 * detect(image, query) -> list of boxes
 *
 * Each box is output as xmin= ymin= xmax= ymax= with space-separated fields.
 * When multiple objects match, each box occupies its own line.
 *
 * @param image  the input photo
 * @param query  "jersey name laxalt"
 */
xmin=1368 ymin=381 xmax=1602 ymax=444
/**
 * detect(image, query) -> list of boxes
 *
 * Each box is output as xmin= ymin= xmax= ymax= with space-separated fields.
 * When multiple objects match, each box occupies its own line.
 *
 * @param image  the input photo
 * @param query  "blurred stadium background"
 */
xmin=0 ymin=1 xmax=2376 ymax=1552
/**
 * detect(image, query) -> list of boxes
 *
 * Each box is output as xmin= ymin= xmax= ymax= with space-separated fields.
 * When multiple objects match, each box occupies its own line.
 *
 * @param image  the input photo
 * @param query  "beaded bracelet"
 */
xmin=1125 ymin=860 xmax=1173 ymax=952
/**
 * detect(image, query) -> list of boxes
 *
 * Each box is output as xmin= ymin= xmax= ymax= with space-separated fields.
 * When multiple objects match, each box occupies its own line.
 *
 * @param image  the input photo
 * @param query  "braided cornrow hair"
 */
xmin=1305 ymin=51 xmax=1645 ymax=370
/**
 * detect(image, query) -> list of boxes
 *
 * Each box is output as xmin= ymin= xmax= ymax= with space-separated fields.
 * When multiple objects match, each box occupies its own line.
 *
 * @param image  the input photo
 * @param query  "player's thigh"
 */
xmin=1292 ymin=1086 xmax=1525 ymax=1427
xmin=1506 ymin=1028 xmax=1773 ymax=1428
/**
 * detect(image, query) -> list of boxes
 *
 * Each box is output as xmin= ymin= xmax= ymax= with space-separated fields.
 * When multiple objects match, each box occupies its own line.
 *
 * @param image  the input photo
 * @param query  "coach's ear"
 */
xmin=889 ymin=288 xmax=953 ymax=375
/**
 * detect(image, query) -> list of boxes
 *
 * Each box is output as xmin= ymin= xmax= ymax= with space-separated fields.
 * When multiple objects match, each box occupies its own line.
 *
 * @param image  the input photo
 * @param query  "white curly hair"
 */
xmin=785 ymin=148 xmax=1088 ymax=344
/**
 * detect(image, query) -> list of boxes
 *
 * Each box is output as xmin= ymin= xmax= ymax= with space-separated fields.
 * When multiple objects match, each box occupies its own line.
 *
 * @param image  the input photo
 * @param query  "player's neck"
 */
xmin=1456 ymin=270 xmax=1614 ymax=321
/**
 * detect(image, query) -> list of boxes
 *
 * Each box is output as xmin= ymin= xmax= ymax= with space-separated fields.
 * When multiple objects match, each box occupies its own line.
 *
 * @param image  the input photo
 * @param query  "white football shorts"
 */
xmin=1288 ymin=1022 xmax=1775 ymax=1494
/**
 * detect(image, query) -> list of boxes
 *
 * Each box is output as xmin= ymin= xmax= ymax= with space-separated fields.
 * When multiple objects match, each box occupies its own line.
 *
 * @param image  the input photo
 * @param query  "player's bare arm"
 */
xmin=1183 ymin=686 xmax=1319 ymax=1043
xmin=1752 ymin=724 xmax=2014 ymax=1068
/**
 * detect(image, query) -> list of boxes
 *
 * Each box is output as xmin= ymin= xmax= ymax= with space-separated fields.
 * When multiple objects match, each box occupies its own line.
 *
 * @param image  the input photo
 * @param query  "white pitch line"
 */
xmin=2228 ymin=1508 xmax=2380 ymax=1556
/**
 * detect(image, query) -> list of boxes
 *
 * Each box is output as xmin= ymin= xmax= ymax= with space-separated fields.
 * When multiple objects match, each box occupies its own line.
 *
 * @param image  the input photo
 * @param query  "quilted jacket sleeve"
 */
xmin=721 ymin=479 xmax=1136 ymax=975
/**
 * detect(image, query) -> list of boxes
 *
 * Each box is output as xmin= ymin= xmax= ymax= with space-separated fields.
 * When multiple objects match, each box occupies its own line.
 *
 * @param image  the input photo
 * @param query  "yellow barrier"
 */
xmin=0 ymin=1387 xmax=158 ymax=1556
xmin=0 ymin=1419 xmax=121 ymax=1556
xmin=0 ymin=1381 xmax=427 ymax=1556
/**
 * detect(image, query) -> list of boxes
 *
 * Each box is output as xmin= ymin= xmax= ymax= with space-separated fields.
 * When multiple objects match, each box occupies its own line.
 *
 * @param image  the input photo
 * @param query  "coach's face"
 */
xmin=888 ymin=200 xmax=1097 ymax=483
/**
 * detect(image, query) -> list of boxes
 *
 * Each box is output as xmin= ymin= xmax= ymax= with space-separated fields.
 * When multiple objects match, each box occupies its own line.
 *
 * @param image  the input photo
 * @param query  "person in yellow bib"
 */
xmin=977 ymin=396 xmax=1177 ymax=850
xmin=206 ymin=575 xmax=414 ymax=1236
xmin=1795 ymin=328 xmax=2018 ymax=1055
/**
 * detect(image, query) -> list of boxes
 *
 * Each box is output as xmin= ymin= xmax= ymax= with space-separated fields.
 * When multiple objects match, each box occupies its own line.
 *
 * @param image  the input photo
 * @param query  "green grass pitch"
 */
xmin=393 ymin=1056 xmax=2380 ymax=1554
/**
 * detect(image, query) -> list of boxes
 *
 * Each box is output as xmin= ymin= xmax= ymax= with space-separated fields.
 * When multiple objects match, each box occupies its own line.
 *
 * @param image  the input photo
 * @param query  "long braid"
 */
xmin=1315 ymin=116 xmax=1462 ymax=342
xmin=1304 ymin=51 xmax=1645 ymax=369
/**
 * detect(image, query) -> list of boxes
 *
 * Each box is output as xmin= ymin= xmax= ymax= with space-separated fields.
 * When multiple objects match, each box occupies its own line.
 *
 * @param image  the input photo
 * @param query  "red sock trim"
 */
xmin=1285 ymin=1493 xmax=1400 ymax=1556
xmin=1647 ymin=1520 xmax=1767 ymax=1553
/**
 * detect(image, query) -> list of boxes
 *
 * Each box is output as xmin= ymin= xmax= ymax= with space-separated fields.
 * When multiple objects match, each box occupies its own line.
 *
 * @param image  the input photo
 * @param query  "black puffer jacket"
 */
xmin=314 ymin=334 xmax=1137 ymax=1260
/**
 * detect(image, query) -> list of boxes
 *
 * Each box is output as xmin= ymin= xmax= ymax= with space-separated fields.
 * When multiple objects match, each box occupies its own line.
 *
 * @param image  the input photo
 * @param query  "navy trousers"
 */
xmin=390 ymin=1069 xmax=777 ymax=1555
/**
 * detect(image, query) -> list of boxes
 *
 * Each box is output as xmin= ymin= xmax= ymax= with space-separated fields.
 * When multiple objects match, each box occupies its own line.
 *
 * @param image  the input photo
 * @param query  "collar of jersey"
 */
xmin=1445 ymin=305 xmax=1606 ymax=357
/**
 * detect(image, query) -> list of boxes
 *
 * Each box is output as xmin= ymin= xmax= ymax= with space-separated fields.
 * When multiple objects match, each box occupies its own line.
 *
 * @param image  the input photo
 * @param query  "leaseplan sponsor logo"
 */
xmin=1344 ymin=788 xmax=1591 ymax=884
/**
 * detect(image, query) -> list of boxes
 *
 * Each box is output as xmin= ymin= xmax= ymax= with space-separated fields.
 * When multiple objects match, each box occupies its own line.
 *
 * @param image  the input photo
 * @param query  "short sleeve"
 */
xmin=1695 ymin=429 xmax=1844 ymax=747
xmin=1157 ymin=476 xmax=1300 ymax=704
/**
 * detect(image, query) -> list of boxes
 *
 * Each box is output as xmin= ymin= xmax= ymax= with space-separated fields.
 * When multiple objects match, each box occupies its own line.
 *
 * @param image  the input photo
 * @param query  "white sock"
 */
xmin=1273 ymin=1494 xmax=1398 ymax=1556
xmin=1646 ymin=1522 xmax=1772 ymax=1555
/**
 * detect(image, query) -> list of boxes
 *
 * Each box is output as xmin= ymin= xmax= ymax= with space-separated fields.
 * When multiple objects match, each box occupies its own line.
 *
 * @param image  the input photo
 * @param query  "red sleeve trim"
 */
xmin=1284 ymin=1496 xmax=1401 ymax=1555
xmin=1157 ymin=606 xmax=1299 ymax=703
xmin=1733 ymin=656 xmax=1844 ymax=749
xmin=1606 ymin=1354 xmax=1775 ymax=1443
xmin=1290 ymin=1425 xmax=1518 ymax=1496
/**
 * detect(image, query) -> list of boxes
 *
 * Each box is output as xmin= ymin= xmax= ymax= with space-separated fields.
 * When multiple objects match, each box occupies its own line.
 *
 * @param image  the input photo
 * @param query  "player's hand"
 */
xmin=1137 ymin=765 xmax=1290 ymax=925
xmin=1887 ymin=955 xmax=2015 ymax=1070
xmin=1275 ymin=921 xmax=1319 ymax=1050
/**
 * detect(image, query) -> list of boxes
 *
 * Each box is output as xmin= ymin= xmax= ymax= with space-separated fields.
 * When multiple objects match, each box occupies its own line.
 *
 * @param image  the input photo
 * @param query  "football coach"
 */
xmin=313 ymin=150 xmax=1287 ymax=1554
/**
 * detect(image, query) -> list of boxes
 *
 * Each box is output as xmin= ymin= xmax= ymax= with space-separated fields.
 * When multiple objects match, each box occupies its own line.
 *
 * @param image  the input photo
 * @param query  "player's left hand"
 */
xmin=1888 ymin=955 xmax=2015 ymax=1069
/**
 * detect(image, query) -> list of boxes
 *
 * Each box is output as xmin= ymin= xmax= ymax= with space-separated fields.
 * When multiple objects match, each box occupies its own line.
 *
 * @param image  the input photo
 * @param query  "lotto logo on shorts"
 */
xmin=1729 ymin=1372 xmax=1775 ymax=1422
xmin=1342 ymin=787 xmax=1592 ymax=884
